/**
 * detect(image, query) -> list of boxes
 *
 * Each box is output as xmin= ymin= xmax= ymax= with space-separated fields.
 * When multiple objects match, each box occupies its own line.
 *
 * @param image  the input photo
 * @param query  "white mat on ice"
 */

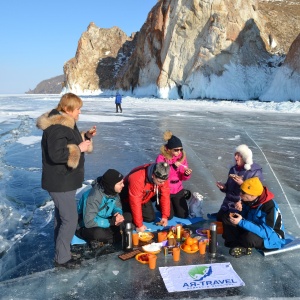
xmin=159 ymin=262 xmax=244 ymax=292
xmin=259 ymin=234 xmax=300 ymax=256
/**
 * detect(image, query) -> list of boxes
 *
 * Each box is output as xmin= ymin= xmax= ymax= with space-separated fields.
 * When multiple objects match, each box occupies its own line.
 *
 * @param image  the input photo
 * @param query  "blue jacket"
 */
xmin=115 ymin=93 xmax=122 ymax=104
xmin=238 ymin=187 xmax=285 ymax=249
xmin=220 ymin=162 xmax=263 ymax=212
xmin=77 ymin=180 xmax=123 ymax=228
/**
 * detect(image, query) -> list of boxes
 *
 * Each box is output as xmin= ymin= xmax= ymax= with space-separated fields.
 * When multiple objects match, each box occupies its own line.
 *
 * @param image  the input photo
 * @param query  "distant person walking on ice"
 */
xmin=115 ymin=92 xmax=122 ymax=113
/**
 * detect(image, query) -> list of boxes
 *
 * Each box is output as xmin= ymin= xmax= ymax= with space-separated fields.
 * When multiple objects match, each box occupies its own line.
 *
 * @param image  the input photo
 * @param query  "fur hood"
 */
xmin=159 ymin=145 xmax=186 ymax=163
xmin=36 ymin=110 xmax=75 ymax=131
xmin=36 ymin=110 xmax=93 ymax=155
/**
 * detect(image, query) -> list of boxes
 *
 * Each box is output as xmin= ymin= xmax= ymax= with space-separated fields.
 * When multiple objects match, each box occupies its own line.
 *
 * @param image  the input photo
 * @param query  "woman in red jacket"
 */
xmin=120 ymin=162 xmax=171 ymax=232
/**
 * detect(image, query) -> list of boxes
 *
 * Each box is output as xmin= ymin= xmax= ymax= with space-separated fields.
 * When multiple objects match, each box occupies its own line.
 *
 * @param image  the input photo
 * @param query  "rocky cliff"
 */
xmin=260 ymin=33 xmax=300 ymax=101
xmin=26 ymin=75 xmax=65 ymax=94
xmin=31 ymin=0 xmax=300 ymax=101
xmin=63 ymin=22 xmax=136 ymax=94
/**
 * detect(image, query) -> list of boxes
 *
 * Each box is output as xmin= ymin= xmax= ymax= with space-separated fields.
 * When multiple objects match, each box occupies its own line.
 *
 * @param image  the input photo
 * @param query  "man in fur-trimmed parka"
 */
xmin=36 ymin=93 xmax=96 ymax=269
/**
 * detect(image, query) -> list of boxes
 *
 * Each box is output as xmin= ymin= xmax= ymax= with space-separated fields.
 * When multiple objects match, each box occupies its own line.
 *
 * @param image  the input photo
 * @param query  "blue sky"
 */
xmin=0 ymin=0 xmax=157 ymax=94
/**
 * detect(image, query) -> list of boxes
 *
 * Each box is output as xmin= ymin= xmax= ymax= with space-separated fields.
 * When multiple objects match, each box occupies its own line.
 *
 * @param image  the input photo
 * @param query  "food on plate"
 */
xmin=191 ymin=243 xmax=199 ymax=251
xmin=142 ymin=243 xmax=161 ymax=253
xmin=181 ymin=235 xmax=199 ymax=253
xmin=137 ymin=253 xmax=150 ymax=262
xmin=183 ymin=244 xmax=191 ymax=251
xmin=185 ymin=237 xmax=194 ymax=246
xmin=138 ymin=232 xmax=154 ymax=241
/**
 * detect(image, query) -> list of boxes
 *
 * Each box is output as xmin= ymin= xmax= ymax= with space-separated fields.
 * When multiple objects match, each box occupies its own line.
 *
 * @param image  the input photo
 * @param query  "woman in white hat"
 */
xmin=215 ymin=144 xmax=263 ymax=222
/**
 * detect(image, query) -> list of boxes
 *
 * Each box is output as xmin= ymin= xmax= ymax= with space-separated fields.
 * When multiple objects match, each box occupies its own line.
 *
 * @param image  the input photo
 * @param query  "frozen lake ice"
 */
xmin=0 ymin=94 xmax=299 ymax=299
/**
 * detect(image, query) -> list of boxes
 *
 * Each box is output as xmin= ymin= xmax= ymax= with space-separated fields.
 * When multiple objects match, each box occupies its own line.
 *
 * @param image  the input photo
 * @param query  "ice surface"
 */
xmin=0 ymin=94 xmax=299 ymax=299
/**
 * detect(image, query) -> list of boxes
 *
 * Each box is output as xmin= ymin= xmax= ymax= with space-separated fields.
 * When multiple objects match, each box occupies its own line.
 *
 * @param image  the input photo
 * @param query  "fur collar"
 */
xmin=159 ymin=145 xmax=186 ymax=163
xmin=36 ymin=109 xmax=76 ymax=131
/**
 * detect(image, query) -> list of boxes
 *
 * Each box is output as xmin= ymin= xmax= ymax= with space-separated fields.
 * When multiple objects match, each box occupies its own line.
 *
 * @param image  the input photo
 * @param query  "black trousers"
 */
xmin=122 ymin=199 xmax=174 ymax=227
xmin=76 ymin=225 xmax=121 ymax=244
xmin=116 ymin=104 xmax=122 ymax=112
xmin=221 ymin=213 xmax=264 ymax=249
xmin=170 ymin=189 xmax=189 ymax=219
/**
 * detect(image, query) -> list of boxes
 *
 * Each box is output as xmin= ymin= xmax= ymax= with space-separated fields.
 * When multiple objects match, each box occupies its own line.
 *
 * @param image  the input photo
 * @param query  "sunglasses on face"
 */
xmin=173 ymin=148 xmax=183 ymax=152
xmin=240 ymin=190 xmax=246 ymax=195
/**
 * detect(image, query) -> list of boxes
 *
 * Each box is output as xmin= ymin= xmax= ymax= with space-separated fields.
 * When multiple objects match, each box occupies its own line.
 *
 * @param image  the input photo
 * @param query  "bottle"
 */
xmin=209 ymin=223 xmax=217 ymax=257
xmin=122 ymin=222 xmax=133 ymax=252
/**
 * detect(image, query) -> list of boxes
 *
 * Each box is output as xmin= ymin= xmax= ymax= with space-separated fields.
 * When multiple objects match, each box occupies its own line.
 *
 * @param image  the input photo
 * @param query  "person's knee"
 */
xmin=143 ymin=213 xmax=155 ymax=222
xmin=174 ymin=211 xmax=188 ymax=219
xmin=122 ymin=212 xmax=132 ymax=223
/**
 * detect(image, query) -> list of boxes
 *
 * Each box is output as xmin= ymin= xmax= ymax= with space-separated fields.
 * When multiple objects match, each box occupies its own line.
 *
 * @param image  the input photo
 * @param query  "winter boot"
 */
xmin=229 ymin=247 xmax=252 ymax=258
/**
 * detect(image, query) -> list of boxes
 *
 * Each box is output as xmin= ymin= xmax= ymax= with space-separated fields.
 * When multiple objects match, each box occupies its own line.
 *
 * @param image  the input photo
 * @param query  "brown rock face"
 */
xmin=64 ymin=22 xmax=135 ymax=93
xmin=284 ymin=33 xmax=300 ymax=73
xmin=259 ymin=0 xmax=300 ymax=53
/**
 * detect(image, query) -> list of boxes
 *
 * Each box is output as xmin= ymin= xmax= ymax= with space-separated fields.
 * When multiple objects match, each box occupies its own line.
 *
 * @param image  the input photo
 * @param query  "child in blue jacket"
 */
xmin=76 ymin=169 xmax=125 ymax=245
xmin=223 ymin=177 xmax=285 ymax=258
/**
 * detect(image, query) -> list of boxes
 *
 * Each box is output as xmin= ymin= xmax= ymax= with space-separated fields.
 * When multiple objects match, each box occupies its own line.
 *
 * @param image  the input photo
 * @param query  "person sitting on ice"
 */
xmin=76 ymin=169 xmax=125 ymax=248
xmin=223 ymin=177 xmax=285 ymax=258
xmin=120 ymin=162 xmax=172 ymax=232
xmin=155 ymin=130 xmax=192 ymax=219
xmin=214 ymin=144 xmax=263 ymax=221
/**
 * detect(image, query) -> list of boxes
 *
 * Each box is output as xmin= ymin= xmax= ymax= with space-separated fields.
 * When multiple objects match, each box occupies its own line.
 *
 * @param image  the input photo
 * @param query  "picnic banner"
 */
xmin=159 ymin=262 xmax=245 ymax=292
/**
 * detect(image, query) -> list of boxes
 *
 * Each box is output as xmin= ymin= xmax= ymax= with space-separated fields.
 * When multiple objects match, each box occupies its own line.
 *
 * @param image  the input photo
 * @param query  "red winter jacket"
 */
xmin=122 ymin=164 xmax=170 ymax=228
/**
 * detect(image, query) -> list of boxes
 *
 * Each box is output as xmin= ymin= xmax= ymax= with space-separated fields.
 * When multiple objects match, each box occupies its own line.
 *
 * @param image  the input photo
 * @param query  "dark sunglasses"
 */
xmin=240 ymin=190 xmax=246 ymax=195
xmin=173 ymin=148 xmax=183 ymax=152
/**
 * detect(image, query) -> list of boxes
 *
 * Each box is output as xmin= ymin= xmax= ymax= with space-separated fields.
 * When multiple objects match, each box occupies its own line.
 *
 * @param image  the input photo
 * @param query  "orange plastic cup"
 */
xmin=132 ymin=233 xmax=139 ymax=246
xmin=158 ymin=231 xmax=167 ymax=242
xmin=172 ymin=247 xmax=180 ymax=262
xmin=148 ymin=254 xmax=157 ymax=269
xmin=199 ymin=241 xmax=206 ymax=255
xmin=206 ymin=229 xmax=211 ymax=241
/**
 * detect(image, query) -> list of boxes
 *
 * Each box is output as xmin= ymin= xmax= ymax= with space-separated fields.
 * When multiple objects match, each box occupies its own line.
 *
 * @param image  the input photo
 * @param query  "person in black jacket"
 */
xmin=36 ymin=93 xmax=97 ymax=269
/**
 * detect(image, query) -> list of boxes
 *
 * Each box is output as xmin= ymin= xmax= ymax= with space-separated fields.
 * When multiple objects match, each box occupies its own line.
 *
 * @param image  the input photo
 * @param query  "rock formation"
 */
xmin=26 ymin=75 xmax=65 ymax=94
xmin=260 ymin=33 xmax=300 ymax=101
xmin=63 ymin=22 xmax=136 ymax=94
xmin=31 ymin=0 xmax=300 ymax=101
xmin=114 ymin=0 xmax=282 ymax=100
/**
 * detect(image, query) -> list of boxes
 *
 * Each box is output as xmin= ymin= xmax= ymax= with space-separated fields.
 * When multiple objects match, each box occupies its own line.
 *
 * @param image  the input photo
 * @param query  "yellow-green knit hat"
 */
xmin=241 ymin=177 xmax=263 ymax=196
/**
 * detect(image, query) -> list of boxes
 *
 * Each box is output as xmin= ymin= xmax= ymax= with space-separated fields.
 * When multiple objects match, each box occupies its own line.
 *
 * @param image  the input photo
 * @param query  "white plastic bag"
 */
xmin=187 ymin=192 xmax=204 ymax=218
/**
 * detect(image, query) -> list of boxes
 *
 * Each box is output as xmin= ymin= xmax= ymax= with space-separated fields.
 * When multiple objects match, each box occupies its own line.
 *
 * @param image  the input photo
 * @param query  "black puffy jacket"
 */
xmin=36 ymin=109 xmax=92 ymax=192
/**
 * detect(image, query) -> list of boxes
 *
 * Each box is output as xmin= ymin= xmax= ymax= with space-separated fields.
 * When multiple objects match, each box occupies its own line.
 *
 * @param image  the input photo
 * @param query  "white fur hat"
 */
xmin=235 ymin=144 xmax=253 ymax=170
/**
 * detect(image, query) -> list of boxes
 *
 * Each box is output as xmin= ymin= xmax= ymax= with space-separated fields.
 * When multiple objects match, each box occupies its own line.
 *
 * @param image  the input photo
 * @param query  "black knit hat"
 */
xmin=166 ymin=135 xmax=182 ymax=149
xmin=153 ymin=162 xmax=170 ymax=180
xmin=101 ymin=169 xmax=124 ymax=195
